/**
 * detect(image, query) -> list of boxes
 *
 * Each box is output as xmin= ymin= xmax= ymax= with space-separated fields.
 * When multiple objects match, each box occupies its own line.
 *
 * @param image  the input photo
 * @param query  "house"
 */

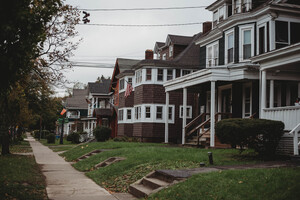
xmin=163 ymin=0 xmax=300 ymax=154
xmin=112 ymin=33 xmax=204 ymax=142
xmin=81 ymin=78 xmax=115 ymax=137
xmin=65 ymin=89 xmax=88 ymax=135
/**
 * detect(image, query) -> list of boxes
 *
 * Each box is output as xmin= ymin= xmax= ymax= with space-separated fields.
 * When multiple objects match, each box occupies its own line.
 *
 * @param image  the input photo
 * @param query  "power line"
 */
xmin=79 ymin=22 xmax=203 ymax=27
xmin=78 ymin=6 xmax=208 ymax=12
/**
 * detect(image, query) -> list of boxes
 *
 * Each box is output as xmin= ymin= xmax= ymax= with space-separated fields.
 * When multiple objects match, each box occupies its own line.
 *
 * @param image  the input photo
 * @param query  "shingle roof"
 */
xmin=117 ymin=58 xmax=140 ymax=73
xmin=168 ymin=34 xmax=193 ymax=46
xmin=88 ymin=79 xmax=111 ymax=94
xmin=66 ymin=89 xmax=88 ymax=109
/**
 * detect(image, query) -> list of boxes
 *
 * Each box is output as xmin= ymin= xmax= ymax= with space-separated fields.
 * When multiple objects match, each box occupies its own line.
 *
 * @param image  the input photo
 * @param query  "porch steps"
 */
xmin=185 ymin=132 xmax=231 ymax=149
xmin=94 ymin=157 xmax=125 ymax=168
xmin=129 ymin=171 xmax=182 ymax=198
xmin=76 ymin=149 xmax=111 ymax=162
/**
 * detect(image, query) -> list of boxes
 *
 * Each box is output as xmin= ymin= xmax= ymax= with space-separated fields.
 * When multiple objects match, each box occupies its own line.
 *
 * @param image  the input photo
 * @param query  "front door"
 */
xmin=221 ymin=89 xmax=232 ymax=118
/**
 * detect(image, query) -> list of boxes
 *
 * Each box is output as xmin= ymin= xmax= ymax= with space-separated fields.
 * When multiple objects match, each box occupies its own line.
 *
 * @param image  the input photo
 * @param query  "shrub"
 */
xmin=216 ymin=118 xmax=284 ymax=157
xmin=41 ymin=130 xmax=50 ymax=139
xmin=33 ymin=130 xmax=40 ymax=139
xmin=94 ymin=126 xmax=111 ymax=142
xmin=67 ymin=132 xmax=80 ymax=144
xmin=47 ymin=133 xmax=55 ymax=144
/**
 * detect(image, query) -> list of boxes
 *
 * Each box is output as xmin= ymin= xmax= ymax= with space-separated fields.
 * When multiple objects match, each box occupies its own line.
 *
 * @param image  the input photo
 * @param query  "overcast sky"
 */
xmin=55 ymin=0 xmax=215 ymax=96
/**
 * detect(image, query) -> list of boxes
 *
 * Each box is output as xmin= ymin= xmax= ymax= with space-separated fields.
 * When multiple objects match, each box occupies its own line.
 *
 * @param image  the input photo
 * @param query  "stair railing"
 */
xmin=290 ymin=122 xmax=300 ymax=155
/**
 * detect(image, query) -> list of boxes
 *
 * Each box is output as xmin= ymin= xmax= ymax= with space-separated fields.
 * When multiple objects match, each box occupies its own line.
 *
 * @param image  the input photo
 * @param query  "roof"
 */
xmin=134 ymin=32 xmax=202 ymax=69
xmin=167 ymin=34 xmax=193 ymax=46
xmin=66 ymin=89 xmax=88 ymax=109
xmin=117 ymin=58 xmax=140 ymax=73
xmin=88 ymin=79 xmax=111 ymax=94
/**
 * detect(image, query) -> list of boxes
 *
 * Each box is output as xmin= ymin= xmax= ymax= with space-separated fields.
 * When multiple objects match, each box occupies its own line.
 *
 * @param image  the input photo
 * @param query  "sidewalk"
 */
xmin=26 ymin=133 xmax=117 ymax=200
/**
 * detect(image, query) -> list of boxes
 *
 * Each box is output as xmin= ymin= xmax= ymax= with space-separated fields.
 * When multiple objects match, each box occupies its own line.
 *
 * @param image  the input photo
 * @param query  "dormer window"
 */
xmin=169 ymin=45 xmax=173 ymax=57
xmin=234 ymin=0 xmax=241 ymax=14
xmin=162 ymin=53 xmax=166 ymax=60
xmin=213 ymin=10 xmax=218 ymax=27
xmin=219 ymin=6 xmax=224 ymax=21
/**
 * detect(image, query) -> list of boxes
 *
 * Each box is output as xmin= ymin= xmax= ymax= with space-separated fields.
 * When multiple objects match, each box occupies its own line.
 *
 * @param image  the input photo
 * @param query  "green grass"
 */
xmin=149 ymin=167 xmax=300 ymax=200
xmin=61 ymin=141 xmax=260 ymax=192
xmin=0 ymin=155 xmax=47 ymax=200
xmin=39 ymin=138 xmax=75 ymax=146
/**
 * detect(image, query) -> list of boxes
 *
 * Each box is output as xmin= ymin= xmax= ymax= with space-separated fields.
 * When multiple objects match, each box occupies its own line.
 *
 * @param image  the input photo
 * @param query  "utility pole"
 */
xmin=60 ymin=118 xmax=64 ymax=144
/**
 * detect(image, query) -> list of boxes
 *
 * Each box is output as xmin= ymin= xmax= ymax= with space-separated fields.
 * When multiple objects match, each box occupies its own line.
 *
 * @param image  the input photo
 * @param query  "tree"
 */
xmin=0 ymin=0 xmax=80 ymax=155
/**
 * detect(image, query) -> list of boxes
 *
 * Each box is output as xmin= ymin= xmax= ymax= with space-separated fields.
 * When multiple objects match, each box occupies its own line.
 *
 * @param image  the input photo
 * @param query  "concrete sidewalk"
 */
xmin=26 ymin=133 xmax=117 ymax=200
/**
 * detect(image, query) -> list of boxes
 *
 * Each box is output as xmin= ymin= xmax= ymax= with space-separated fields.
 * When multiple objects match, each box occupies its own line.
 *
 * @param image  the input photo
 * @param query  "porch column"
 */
xmin=210 ymin=81 xmax=216 ymax=147
xmin=96 ymin=97 xmax=99 ymax=108
xmin=182 ymin=87 xmax=187 ymax=145
xmin=270 ymin=80 xmax=274 ymax=108
xmin=261 ymin=70 xmax=267 ymax=118
xmin=298 ymin=82 xmax=300 ymax=98
xmin=165 ymin=92 xmax=169 ymax=143
xmin=294 ymin=128 xmax=299 ymax=155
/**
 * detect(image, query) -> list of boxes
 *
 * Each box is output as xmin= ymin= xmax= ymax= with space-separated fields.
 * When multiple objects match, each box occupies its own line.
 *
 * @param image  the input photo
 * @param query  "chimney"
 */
xmin=202 ymin=21 xmax=212 ymax=34
xmin=145 ymin=49 xmax=153 ymax=60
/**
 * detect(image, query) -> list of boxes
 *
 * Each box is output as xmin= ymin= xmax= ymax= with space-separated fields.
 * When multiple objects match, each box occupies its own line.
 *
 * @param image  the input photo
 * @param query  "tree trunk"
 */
xmin=1 ymin=126 xmax=10 ymax=155
xmin=0 ymin=95 xmax=10 ymax=155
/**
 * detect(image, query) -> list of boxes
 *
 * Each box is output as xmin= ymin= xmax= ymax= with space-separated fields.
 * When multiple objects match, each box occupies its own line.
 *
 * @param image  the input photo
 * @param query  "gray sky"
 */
xmin=55 ymin=0 xmax=215 ymax=96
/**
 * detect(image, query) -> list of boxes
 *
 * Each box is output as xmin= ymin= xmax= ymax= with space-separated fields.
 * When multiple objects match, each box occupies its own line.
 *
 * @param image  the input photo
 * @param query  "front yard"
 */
xmin=61 ymin=141 xmax=262 ymax=193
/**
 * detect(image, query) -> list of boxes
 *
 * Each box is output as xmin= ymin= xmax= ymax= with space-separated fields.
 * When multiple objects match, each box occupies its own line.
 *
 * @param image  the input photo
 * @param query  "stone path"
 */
xmin=26 ymin=133 xmax=117 ymax=200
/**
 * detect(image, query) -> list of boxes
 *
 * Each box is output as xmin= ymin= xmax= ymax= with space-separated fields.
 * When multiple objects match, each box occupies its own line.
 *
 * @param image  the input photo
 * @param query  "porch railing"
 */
xmin=290 ymin=122 xmax=300 ymax=155
xmin=185 ymin=112 xmax=232 ymax=145
xmin=263 ymin=106 xmax=300 ymax=131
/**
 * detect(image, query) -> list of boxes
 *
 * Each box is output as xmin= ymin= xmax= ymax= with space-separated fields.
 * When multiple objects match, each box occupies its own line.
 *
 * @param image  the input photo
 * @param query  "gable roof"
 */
xmin=66 ymin=89 xmax=88 ymax=109
xmin=167 ymin=34 xmax=193 ymax=46
xmin=88 ymin=79 xmax=111 ymax=94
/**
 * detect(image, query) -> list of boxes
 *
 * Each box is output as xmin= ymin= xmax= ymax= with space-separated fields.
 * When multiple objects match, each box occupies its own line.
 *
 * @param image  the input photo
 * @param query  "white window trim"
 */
xmin=242 ymin=82 xmax=252 ymax=118
xmin=125 ymin=108 xmax=133 ymax=123
xmin=119 ymin=78 xmax=125 ymax=92
xmin=239 ymin=24 xmax=255 ymax=62
xmin=206 ymin=41 xmax=219 ymax=67
xmin=157 ymin=68 xmax=164 ymax=82
xmin=135 ymin=69 xmax=143 ymax=86
xmin=162 ymin=53 xmax=167 ymax=60
xmin=118 ymin=109 xmax=124 ymax=121
xmin=224 ymin=29 xmax=235 ymax=64
xmin=256 ymin=22 xmax=268 ymax=55
xmin=145 ymin=68 xmax=152 ymax=82
xmin=169 ymin=45 xmax=173 ymax=57
xmin=179 ymin=105 xmax=193 ymax=119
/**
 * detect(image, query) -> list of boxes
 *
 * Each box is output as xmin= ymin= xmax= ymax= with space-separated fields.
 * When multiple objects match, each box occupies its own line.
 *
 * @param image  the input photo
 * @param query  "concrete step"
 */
xmin=129 ymin=184 xmax=152 ymax=198
xmin=142 ymin=177 xmax=169 ymax=189
xmin=94 ymin=157 xmax=125 ymax=169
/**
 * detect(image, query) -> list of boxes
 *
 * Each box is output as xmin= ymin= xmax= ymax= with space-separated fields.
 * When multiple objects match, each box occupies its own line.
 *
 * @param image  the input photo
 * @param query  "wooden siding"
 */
xmin=118 ymin=123 xmax=133 ymax=137
xmin=232 ymin=82 xmax=243 ymax=118
xmin=119 ymin=91 xmax=134 ymax=108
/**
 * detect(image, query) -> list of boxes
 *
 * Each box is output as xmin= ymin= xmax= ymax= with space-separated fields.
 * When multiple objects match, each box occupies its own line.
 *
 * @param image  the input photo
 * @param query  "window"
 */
xmin=179 ymin=106 xmax=192 ymax=119
xmin=99 ymin=100 xmax=106 ymax=108
xmin=182 ymin=70 xmax=191 ymax=76
xmin=243 ymin=30 xmax=251 ymax=59
xmin=239 ymin=25 xmax=254 ymax=61
xmin=234 ymin=0 xmax=240 ymax=14
xmin=120 ymin=79 xmax=124 ymax=90
xmin=135 ymin=70 xmax=142 ymax=84
xmin=156 ymin=106 xmax=163 ymax=119
xmin=162 ymin=53 xmax=166 ymax=60
xmin=157 ymin=53 xmax=161 ymax=59
xmin=227 ymin=32 xmax=234 ymax=63
xmin=128 ymin=77 xmax=132 ymax=85
xmin=243 ymin=84 xmax=252 ymax=118
xmin=275 ymin=21 xmax=288 ymax=49
xmin=118 ymin=110 xmax=123 ymax=121
xmin=127 ymin=109 xmax=131 ymax=120
xmin=207 ymin=42 xmax=218 ymax=67
xmin=157 ymin=69 xmax=164 ymax=81
xmin=167 ymin=69 xmax=173 ymax=80
xmin=259 ymin=26 xmax=266 ymax=54
xmin=169 ymin=45 xmax=173 ymax=57
xmin=291 ymin=22 xmax=300 ymax=44
xmin=146 ymin=69 xmax=152 ymax=81
xmin=219 ymin=6 xmax=224 ymax=21
xmin=168 ymin=107 xmax=173 ymax=120
xmin=145 ymin=106 xmax=151 ymax=118
xmin=135 ymin=106 xmax=141 ymax=120
xmin=213 ymin=10 xmax=218 ymax=27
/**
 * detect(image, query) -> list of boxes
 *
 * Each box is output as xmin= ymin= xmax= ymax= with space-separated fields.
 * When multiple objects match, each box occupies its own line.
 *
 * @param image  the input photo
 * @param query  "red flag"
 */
xmin=60 ymin=108 xmax=66 ymax=115
xmin=124 ymin=83 xmax=133 ymax=98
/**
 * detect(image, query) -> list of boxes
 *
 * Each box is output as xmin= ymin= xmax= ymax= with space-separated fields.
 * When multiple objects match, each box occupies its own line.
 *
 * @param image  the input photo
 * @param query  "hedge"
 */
xmin=66 ymin=132 xmax=80 ymax=144
xmin=216 ymin=118 xmax=284 ymax=156
xmin=93 ymin=126 xmax=111 ymax=142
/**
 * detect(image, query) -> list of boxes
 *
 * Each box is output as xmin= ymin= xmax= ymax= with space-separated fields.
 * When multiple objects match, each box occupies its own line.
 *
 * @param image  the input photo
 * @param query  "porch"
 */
xmin=164 ymin=63 xmax=259 ymax=147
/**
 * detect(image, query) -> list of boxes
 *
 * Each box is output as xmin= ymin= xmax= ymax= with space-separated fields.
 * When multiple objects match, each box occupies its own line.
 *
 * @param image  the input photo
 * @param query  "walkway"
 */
xmin=26 ymin=133 xmax=117 ymax=200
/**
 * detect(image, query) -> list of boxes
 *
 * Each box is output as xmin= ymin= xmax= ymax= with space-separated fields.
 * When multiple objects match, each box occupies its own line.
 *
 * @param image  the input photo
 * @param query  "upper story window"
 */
xmin=128 ymin=77 xmax=132 ymax=85
xmin=157 ymin=53 xmax=161 ymax=60
xmin=135 ymin=70 xmax=142 ymax=84
xmin=225 ymin=29 xmax=234 ymax=64
xmin=167 ymin=69 xmax=173 ymax=81
xmin=219 ymin=6 xmax=224 ymax=21
xmin=157 ymin=69 xmax=164 ymax=81
xmin=169 ymin=45 xmax=173 ymax=57
xmin=146 ymin=69 xmax=152 ymax=81
xmin=168 ymin=107 xmax=173 ymax=120
xmin=135 ymin=106 xmax=141 ymax=120
xmin=127 ymin=109 xmax=131 ymax=120
xmin=213 ymin=10 xmax=218 ymax=27
xmin=119 ymin=79 xmax=124 ymax=90
xmin=206 ymin=41 xmax=219 ymax=67
xmin=239 ymin=24 xmax=254 ymax=61
xmin=234 ymin=0 xmax=241 ymax=14
xmin=275 ymin=21 xmax=300 ymax=50
xmin=182 ymin=70 xmax=191 ymax=76
xmin=162 ymin=53 xmax=167 ymax=60
xmin=118 ymin=109 xmax=123 ymax=121
xmin=179 ymin=106 xmax=192 ymax=119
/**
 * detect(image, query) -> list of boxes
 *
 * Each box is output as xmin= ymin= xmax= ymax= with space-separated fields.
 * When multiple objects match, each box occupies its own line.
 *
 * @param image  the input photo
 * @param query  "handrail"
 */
xmin=185 ymin=113 xmax=206 ymax=130
xmin=290 ymin=122 xmax=300 ymax=134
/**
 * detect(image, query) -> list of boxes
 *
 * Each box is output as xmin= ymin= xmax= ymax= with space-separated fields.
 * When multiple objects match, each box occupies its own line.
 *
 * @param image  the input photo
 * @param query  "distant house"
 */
xmin=65 ymin=89 xmax=88 ymax=135
xmin=112 ymin=33 xmax=204 ymax=142
xmin=81 ymin=79 xmax=116 ymax=137
xmin=163 ymin=0 xmax=300 ymax=154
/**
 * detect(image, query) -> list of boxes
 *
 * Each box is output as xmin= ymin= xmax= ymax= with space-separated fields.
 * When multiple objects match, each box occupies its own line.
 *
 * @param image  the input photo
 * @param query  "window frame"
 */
xmin=118 ymin=109 xmax=124 ymax=121
xmin=179 ymin=105 xmax=192 ymax=119
xmin=239 ymin=24 xmax=254 ymax=62
xmin=156 ymin=106 xmax=163 ymax=120
xmin=135 ymin=70 xmax=142 ymax=84
xmin=146 ymin=68 xmax=152 ymax=81
xmin=169 ymin=45 xmax=173 ymax=57
xmin=225 ymin=29 xmax=235 ymax=64
xmin=206 ymin=41 xmax=219 ymax=67
xmin=119 ymin=79 xmax=125 ymax=90
xmin=127 ymin=108 xmax=132 ymax=120
xmin=145 ymin=106 xmax=151 ymax=119
xmin=157 ymin=69 xmax=164 ymax=81
xmin=167 ymin=69 xmax=173 ymax=81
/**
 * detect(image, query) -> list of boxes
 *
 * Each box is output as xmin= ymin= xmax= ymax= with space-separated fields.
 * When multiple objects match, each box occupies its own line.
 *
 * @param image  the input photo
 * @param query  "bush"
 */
xmin=67 ymin=132 xmax=80 ymax=144
xmin=216 ymin=118 xmax=284 ymax=157
xmin=33 ymin=130 xmax=50 ymax=139
xmin=47 ymin=133 xmax=55 ymax=144
xmin=94 ymin=126 xmax=111 ymax=142
xmin=41 ymin=130 xmax=50 ymax=139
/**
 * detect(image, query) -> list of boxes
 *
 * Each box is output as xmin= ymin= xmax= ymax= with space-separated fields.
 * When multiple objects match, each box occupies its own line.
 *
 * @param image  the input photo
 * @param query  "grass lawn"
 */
xmin=149 ymin=167 xmax=300 ymax=200
xmin=9 ymin=140 xmax=32 ymax=153
xmin=0 ymin=142 xmax=47 ymax=199
xmin=61 ymin=141 xmax=260 ymax=193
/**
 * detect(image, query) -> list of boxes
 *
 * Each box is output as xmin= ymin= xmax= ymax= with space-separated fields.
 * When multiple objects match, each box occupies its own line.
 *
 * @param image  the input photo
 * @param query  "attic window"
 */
xmin=120 ymin=79 xmax=125 ymax=90
xmin=169 ymin=45 xmax=173 ymax=57
xmin=162 ymin=53 xmax=166 ymax=60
